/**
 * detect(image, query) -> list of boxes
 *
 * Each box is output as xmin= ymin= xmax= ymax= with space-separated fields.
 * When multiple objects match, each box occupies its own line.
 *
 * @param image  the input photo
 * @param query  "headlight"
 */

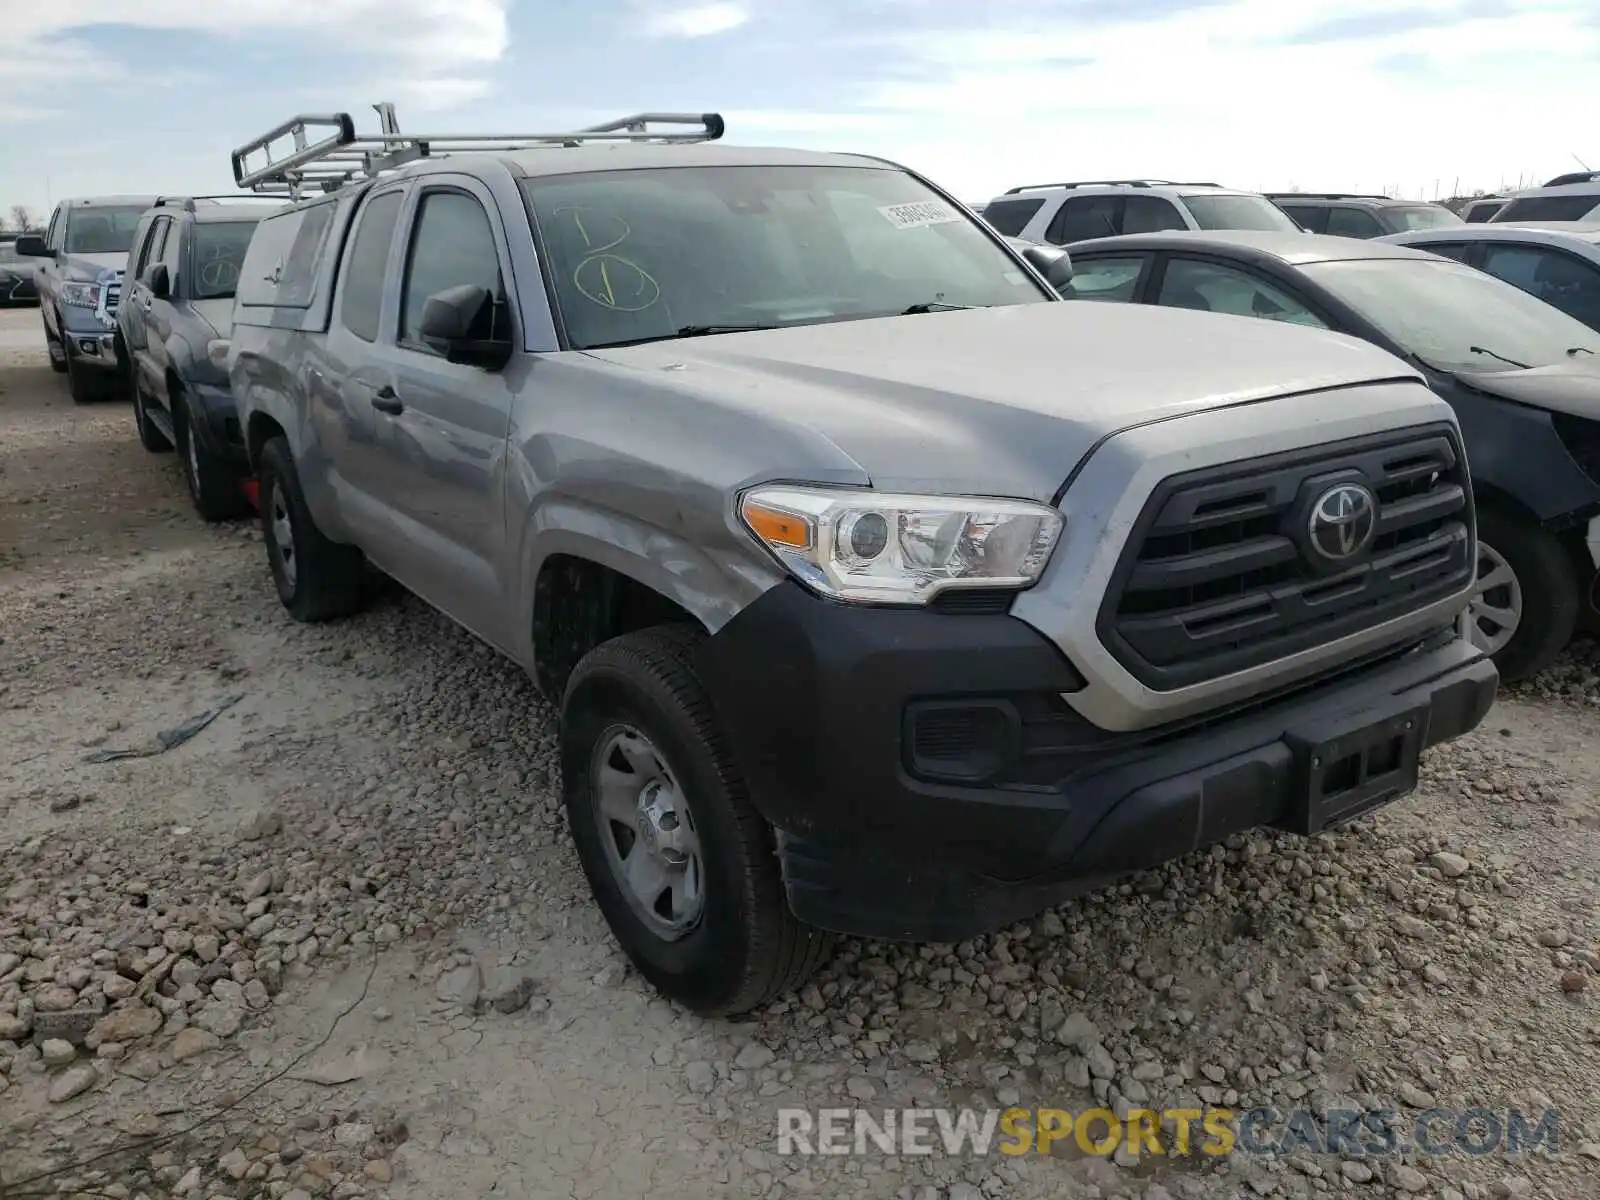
xmin=60 ymin=281 xmax=102 ymax=309
xmin=206 ymin=338 xmax=231 ymax=369
xmin=739 ymin=485 xmax=1063 ymax=605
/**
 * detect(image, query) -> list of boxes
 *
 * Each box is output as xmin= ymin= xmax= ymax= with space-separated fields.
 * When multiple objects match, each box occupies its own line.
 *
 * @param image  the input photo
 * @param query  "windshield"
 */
xmin=1496 ymin=195 xmax=1600 ymax=223
xmin=1179 ymin=193 xmax=1301 ymax=232
xmin=63 ymin=205 xmax=147 ymax=255
xmin=190 ymin=221 xmax=260 ymax=300
xmin=1386 ymin=205 xmax=1464 ymax=231
xmin=1302 ymin=256 xmax=1600 ymax=370
xmin=521 ymin=165 xmax=1052 ymax=350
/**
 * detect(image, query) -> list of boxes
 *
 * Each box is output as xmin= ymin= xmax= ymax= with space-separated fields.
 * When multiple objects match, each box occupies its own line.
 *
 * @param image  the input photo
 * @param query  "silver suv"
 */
xmin=226 ymin=106 xmax=1497 ymax=1015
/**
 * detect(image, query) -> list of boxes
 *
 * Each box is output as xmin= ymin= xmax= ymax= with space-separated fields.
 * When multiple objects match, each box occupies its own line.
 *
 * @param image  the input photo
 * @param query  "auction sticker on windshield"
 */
xmin=878 ymin=200 xmax=963 ymax=230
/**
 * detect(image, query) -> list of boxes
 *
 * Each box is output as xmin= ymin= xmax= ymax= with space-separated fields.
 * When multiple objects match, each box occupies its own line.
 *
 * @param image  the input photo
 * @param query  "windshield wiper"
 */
xmin=1570 ymin=346 xmax=1595 ymax=357
xmin=902 ymin=300 xmax=978 ymax=314
xmin=1468 ymin=345 xmax=1530 ymax=370
xmin=674 ymin=323 xmax=780 ymax=337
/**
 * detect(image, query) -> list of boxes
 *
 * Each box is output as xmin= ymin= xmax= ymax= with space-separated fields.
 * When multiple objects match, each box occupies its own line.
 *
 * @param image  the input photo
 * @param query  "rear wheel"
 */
xmin=561 ymin=625 xmax=834 ymax=1015
xmin=1470 ymin=508 xmax=1579 ymax=683
xmin=174 ymin=392 xmax=248 ymax=522
xmin=257 ymin=437 xmax=368 ymax=622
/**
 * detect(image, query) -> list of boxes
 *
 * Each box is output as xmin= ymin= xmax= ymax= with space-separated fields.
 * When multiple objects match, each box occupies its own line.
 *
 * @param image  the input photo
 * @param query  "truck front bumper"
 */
xmin=57 ymin=303 xmax=121 ymax=372
xmin=62 ymin=328 xmax=119 ymax=371
xmin=697 ymin=581 xmax=1497 ymax=943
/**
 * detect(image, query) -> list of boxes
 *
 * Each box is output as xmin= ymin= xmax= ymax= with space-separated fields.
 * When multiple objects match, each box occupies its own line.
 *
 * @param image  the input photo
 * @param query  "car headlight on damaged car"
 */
xmin=740 ymin=486 xmax=1063 ymax=604
xmin=59 ymin=281 xmax=104 ymax=309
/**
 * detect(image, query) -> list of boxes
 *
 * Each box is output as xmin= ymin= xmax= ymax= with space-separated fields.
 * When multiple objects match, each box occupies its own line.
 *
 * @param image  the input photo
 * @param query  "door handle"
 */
xmin=370 ymin=385 xmax=404 ymax=415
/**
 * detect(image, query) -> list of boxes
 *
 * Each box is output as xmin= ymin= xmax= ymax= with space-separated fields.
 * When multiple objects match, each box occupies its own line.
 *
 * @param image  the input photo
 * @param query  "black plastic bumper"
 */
xmin=189 ymin=381 xmax=248 ymax=465
xmin=696 ymin=581 xmax=1498 ymax=943
xmin=63 ymin=328 xmax=119 ymax=371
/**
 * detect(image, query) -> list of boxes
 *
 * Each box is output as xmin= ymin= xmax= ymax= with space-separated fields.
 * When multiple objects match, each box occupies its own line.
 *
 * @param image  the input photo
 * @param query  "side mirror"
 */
xmin=419 ymin=283 xmax=513 ymax=371
xmin=144 ymin=263 xmax=170 ymax=299
xmin=13 ymin=235 xmax=49 ymax=258
xmin=1021 ymin=244 xmax=1075 ymax=295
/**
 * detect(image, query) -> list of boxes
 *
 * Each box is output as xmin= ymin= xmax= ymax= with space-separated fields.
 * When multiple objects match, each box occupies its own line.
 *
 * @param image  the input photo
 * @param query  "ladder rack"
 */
xmin=231 ymin=102 xmax=726 ymax=199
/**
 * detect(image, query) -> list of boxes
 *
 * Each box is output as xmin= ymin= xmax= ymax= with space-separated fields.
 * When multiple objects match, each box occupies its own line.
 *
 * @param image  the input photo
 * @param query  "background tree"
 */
xmin=9 ymin=205 xmax=37 ymax=232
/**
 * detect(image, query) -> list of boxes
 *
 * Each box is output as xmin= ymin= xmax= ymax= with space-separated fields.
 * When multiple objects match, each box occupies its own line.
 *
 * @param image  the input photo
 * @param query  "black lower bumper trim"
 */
xmin=698 ymin=581 xmax=1497 ymax=943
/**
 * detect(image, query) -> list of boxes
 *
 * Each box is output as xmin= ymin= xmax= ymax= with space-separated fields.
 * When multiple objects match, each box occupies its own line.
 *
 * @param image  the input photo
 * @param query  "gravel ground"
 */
xmin=2 ymin=304 xmax=1598 ymax=1200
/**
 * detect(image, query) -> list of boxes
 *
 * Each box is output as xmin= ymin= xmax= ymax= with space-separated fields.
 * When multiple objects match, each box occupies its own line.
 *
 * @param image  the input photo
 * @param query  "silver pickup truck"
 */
xmin=13 ymin=195 xmax=157 ymax=402
xmin=225 ymin=106 xmax=1498 ymax=1015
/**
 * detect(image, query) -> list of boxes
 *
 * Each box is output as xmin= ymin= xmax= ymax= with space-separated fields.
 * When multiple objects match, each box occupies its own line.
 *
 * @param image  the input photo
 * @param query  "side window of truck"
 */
xmin=398 ymin=190 xmax=503 ymax=351
xmin=160 ymin=216 xmax=185 ymax=282
xmin=131 ymin=219 xmax=165 ymax=281
xmin=278 ymin=202 xmax=336 ymax=307
xmin=339 ymin=190 xmax=405 ymax=343
xmin=46 ymin=206 xmax=65 ymax=253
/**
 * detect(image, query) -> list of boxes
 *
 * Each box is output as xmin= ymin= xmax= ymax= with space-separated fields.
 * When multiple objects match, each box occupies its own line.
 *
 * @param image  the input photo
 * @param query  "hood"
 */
xmin=61 ymin=251 xmax=127 ymax=281
xmin=583 ymin=303 xmax=1421 ymax=498
xmin=191 ymin=299 xmax=234 ymax=338
xmin=1452 ymin=361 xmax=1600 ymax=420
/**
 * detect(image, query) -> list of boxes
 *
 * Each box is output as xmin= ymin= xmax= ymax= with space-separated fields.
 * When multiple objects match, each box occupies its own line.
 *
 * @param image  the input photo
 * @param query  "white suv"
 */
xmin=981 ymin=179 xmax=1301 ymax=245
xmin=1491 ymin=181 xmax=1600 ymax=224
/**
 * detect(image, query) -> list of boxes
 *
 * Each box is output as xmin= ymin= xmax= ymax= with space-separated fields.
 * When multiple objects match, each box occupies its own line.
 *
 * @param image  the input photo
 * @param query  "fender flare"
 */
xmin=514 ymin=497 xmax=783 ymax=665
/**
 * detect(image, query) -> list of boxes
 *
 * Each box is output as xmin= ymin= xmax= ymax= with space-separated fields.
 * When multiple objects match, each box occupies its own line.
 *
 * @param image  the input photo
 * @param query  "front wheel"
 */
xmin=65 ymin=348 xmax=110 ymax=404
xmin=1470 ymin=509 xmax=1580 ymax=683
xmin=257 ymin=437 xmax=368 ymax=622
xmin=561 ymin=625 xmax=834 ymax=1015
xmin=174 ymin=395 xmax=248 ymax=522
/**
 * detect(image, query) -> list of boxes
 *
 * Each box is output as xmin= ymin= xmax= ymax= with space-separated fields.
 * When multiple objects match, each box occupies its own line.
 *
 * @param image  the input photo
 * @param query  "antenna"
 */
xmin=230 ymin=103 xmax=727 ymax=199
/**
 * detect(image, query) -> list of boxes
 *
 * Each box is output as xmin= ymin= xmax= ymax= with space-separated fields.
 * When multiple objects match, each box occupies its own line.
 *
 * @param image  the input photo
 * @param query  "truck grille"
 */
xmin=1097 ymin=425 xmax=1473 ymax=690
xmin=97 ymin=274 xmax=122 ymax=323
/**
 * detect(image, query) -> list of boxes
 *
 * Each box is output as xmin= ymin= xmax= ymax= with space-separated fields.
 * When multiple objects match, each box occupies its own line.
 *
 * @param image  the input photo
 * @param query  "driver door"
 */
xmin=123 ymin=215 xmax=171 ymax=398
xmin=144 ymin=217 xmax=187 ymax=407
xmin=373 ymin=178 xmax=521 ymax=642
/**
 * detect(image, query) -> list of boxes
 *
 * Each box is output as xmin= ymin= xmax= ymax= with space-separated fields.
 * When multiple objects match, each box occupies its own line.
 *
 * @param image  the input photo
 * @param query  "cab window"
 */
xmin=1158 ymin=259 xmax=1328 ymax=327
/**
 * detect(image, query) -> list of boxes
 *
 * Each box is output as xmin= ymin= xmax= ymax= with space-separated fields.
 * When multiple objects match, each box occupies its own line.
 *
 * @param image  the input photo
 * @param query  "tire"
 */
xmin=44 ymin=313 xmax=67 ymax=373
xmin=1471 ymin=507 xmax=1580 ymax=683
xmin=65 ymin=348 xmax=109 ymax=404
xmin=561 ymin=625 xmax=834 ymax=1015
xmin=257 ymin=436 xmax=368 ymax=622
xmin=131 ymin=373 xmax=173 ymax=453
xmin=174 ymin=391 xmax=248 ymax=522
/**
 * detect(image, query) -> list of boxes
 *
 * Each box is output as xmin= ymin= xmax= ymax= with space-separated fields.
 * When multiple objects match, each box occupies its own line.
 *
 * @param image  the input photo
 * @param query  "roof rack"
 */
xmin=1002 ymin=179 xmax=1223 ymax=194
xmin=153 ymin=194 xmax=282 ymax=212
xmin=231 ymin=102 xmax=727 ymax=199
xmin=1265 ymin=192 xmax=1391 ymax=201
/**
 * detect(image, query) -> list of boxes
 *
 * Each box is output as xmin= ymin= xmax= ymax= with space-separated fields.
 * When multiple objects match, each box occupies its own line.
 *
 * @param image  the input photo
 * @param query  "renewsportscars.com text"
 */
xmin=776 ymin=1106 xmax=1560 ymax=1159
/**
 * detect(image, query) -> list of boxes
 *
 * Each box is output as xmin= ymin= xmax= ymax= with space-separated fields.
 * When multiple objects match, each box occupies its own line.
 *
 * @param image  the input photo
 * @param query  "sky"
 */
xmin=0 ymin=0 xmax=1596 ymax=224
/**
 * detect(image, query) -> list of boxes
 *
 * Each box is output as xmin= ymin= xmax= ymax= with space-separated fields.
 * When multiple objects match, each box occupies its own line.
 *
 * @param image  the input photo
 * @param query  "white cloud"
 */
xmin=0 ymin=0 xmax=511 ymax=119
xmin=838 ymin=0 xmax=1600 ymax=201
xmin=640 ymin=3 xmax=750 ymax=38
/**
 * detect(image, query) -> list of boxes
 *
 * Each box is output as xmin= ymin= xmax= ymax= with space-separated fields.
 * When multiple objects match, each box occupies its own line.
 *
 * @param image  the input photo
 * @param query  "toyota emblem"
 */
xmin=1307 ymin=482 xmax=1377 ymax=564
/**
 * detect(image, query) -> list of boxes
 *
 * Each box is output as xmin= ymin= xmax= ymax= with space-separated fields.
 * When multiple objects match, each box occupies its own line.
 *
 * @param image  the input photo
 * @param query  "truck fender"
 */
xmin=1454 ymin=398 xmax=1600 ymax=526
xmin=514 ymin=497 xmax=783 ymax=666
